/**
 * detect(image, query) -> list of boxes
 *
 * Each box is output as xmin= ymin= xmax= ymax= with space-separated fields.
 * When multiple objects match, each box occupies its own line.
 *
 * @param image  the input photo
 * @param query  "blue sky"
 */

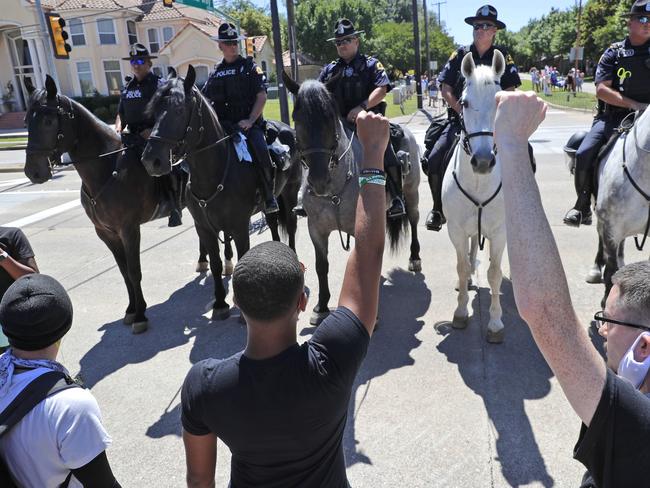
xmin=248 ymin=1 xmax=579 ymax=45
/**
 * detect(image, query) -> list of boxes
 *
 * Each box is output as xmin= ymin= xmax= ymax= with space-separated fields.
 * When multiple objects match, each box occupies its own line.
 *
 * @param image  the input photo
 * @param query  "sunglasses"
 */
xmin=473 ymin=23 xmax=496 ymax=31
xmin=335 ymin=38 xmax=354 ymax=46
xmin=593 ymin=310 xmax=650 ymax=333
xmin=130 ymin=58 xmax=146 ymax=66
xmin=632 ymin=16 xmax=649 ymax=24
xmin=221 ymin=40 xmax=238 ymax=46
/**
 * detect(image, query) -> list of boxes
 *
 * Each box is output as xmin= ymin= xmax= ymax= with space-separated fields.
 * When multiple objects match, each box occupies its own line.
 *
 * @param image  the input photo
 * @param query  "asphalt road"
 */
xmin=1 ymin=107 xmax=642 ymax=487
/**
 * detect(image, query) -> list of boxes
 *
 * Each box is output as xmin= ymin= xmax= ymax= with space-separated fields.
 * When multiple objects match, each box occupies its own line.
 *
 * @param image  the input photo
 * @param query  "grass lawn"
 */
xmin=0 ymin=137 xmax=27 ymax=148
xmin=520 ymin=79 xmax=597 ymax=112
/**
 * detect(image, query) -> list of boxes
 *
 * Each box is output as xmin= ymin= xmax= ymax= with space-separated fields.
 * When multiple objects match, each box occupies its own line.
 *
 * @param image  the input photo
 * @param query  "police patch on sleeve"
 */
xmin=449 ymin=50 xmax=458 ymax=61
xmin=506 ymin=54 xmax=515 ymax=65
xmin=255 ymin=66 xmax=264 ymax=75
xmin=376 ymin=61 xmax=385 ymax=71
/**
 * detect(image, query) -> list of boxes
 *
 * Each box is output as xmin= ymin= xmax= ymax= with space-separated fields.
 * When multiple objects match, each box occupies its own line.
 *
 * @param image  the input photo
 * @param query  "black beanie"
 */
xmin=0 ymin=274 xmax=73 ymax=351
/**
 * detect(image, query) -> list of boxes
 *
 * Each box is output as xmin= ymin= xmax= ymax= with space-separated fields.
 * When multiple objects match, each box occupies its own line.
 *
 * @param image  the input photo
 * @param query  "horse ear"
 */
xmin=45 ymin=75 xmax=57 ymax=100
xmin=25 ymin=78 xmax=35 ymax=95
xmin=324 ymin=73 xmax=341 ymax=93
xmin=184 ymin=65 xmax=196 ymax=93
xmin=461 ymin=52 xmax=475 ymax=79
xmin=492 ymin=49 xmax=505 ymax=79
xmin=167 ymin=66 xmax=177 ymax=79
xmin=282 ymin=71 xmax=300 ymax=95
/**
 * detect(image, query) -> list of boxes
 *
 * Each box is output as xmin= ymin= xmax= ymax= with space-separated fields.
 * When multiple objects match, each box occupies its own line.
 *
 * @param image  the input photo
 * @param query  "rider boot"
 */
xmin=292 ymin=179 xmax=307 ymax=217
xmin=386 ymin=165 xmax=406 ymax=219
xmin=425 ymin=174 xmax=446 ymax=231
xmin=259 ymin=164 xmax=279 ymax=214
xmin=563 ymin=167 xmax=593 ymax=227
xmin=167 ymin=170 xmax=183 ymax=227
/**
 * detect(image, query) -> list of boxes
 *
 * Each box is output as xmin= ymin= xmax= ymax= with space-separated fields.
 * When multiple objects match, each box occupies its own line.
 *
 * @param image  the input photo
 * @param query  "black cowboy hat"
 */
xmin=122 ymin=43 xmax=157 ymax=60
xmin=621 ymin=0 xmax=650 ymax=17
xmin=464 ymin=5 xmax=506 ymax=30
xmin=327 ymin=18 xmax=365 ymax=42
xmin=214 ymin=22 xmax=246 ymax=41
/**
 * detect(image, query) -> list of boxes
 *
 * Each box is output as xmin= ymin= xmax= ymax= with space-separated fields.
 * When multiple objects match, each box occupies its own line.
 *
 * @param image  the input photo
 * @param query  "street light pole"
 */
xmin=34 ymin=0 xmax=60 ymax=85
xmin=269 ymin=0 xmax=290 ymax=124
xmin=574 ymin=0 xmax=583 ymax=75
xmin=285 ymin=0 xmax=299 ymax=82
xmin=423 ymin=0 xmax=431 ymax=78
xmin=411 ymin=0 xmax=422 ymax=109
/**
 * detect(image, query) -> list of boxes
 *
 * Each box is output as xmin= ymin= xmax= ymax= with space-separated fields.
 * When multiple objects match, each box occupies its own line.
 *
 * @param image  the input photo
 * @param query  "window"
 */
xmin=194 ymin=65 xmax=209 ymax=88
xmin=147 ymin=28 xmax=160 ymax=53
xmin=103 ymin=60 xmax=122 ymax=95
xmin=76 ymin=61 xmax=94 ymax=96
xmin=126 ymin=20 xmax=137 ymax=45
xmin=97 ymin=18 xmax=116 ymax=45
xmin=69 ymin=18 xmax=85 ymax=46
xmin=162 ymin=27 xmax=174 ymax=45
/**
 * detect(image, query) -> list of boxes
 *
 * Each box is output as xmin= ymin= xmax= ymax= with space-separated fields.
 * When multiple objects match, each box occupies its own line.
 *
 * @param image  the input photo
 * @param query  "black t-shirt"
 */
xmin=573 ymin=369 xmax=650 ymax=488
xmin=181 ymin=307 xmax=370 ymax=488
xmin=0 ymin=227 xmax=35 ymax=299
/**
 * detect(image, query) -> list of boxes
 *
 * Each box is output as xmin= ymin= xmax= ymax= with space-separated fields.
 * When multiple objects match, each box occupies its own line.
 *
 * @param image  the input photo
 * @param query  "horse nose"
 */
xmin=470 ymin=154 xmax=495 ymax=174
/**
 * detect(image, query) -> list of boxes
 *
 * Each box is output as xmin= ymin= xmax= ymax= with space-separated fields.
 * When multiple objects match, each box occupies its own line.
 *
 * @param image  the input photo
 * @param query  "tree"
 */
xmin=371 ymin=21 xmax=414 ymax=75
xmin=220 ymin=0 xmax=273 ymax=38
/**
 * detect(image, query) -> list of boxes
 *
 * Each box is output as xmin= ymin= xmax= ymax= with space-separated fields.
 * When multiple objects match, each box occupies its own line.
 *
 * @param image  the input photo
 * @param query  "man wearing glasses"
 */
xmin=495 ymin=91 xmax=650 ymax=488
xmin=115 ymin=43 xmax=183 ymax=227
xmin=424 ymin=5 xmax=520 ymax=232
xmin=316 ymin=18 xmax=407 ymax=220
xmin=564 ymin=0 xmax=650 ymax=227
xmin=202 ymin=23 xmax=279 ymax=214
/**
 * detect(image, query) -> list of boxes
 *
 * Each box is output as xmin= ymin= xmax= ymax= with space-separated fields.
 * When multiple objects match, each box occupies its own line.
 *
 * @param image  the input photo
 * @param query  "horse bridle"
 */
xmin=25 ymin=95 xmax=76 ymax=166
xmin=457 ymin=81 xmax=500 ymax=157
xmin=297 ymin=126 xmax=356 ymax=171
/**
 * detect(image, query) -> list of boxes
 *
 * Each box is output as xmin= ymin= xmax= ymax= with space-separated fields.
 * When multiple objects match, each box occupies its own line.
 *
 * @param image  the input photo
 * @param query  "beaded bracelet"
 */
xmin=359 ymin=168 xmax=386 ymax=177
xmin=359 ymin=175 xmax=386 ymax=188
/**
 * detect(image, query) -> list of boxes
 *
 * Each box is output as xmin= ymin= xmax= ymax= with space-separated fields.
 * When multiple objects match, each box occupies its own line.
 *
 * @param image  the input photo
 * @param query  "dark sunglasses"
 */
xmin=130 ymin=58 xmax=146 ymax=66
xmin=335 ymin=38 xmax=354 ymax=46
xmin=632 ymin=16 xmax=649 ymax=24
xmin=473 ymin=23 xmax=496 ymax=31
xmin=221 ymin=40 xmax=238 ymax=46
xmin=593 ymin=310 xmax=650 ymax=333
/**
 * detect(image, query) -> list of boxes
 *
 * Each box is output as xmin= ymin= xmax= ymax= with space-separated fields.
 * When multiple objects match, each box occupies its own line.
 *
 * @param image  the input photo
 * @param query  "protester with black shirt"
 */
xmin=181 ymin=111 xmax=388 ymax=488
xmin=495 ymin=90 xmax=650 ymax=488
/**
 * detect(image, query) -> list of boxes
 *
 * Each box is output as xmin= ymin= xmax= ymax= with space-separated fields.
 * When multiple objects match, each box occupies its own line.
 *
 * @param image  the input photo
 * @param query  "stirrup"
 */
xmin=387 ymin=198 xmax=406 ymax=218
xmin=265 ymin=197 xmax=279 ymax=214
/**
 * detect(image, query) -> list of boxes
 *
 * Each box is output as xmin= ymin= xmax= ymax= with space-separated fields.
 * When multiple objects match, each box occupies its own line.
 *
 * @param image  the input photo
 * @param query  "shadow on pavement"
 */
xmin=344 ymin=268 xmax=431 ymax=467
xmin=436 ymin=278 xmax=556 ymax=488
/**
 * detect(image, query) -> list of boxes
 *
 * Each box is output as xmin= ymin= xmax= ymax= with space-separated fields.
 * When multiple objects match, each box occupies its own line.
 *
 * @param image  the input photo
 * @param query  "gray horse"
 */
xmin=284 ymin=76 xmax=421 ymax=325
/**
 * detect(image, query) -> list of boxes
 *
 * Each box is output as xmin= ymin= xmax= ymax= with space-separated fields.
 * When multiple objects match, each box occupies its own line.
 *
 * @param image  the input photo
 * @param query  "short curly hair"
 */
xmin=233 ymin=241 xmax=304 ymax=321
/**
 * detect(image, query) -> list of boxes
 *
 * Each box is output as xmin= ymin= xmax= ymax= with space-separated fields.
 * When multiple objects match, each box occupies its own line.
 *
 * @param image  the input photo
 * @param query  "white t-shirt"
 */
xmin=0 ymin=367 xmax=112 ymax=488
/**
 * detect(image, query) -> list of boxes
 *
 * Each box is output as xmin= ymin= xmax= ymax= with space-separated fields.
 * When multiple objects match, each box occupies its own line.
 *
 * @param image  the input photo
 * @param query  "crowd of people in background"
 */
xmin=529 ymin=65 xmax=585 ymax=96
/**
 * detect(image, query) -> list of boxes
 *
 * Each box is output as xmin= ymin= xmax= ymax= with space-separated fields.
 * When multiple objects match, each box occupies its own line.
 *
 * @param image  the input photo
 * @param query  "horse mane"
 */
xmin=294 ymin=80 xmax=338 ymax=125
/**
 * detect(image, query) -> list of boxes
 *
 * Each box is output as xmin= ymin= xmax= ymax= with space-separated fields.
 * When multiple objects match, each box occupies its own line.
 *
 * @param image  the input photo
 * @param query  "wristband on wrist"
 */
xmin=360 ymin=168 xmax=385 ymax=176
xmin=359 ymin=175 xmax=386 ymax=188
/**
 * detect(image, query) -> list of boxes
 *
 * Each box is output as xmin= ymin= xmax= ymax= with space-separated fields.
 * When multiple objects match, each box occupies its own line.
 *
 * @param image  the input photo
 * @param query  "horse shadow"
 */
xmin=436 ymin=278 xmax=555 ymax=488
xmin=343 ymin=268 xmax=431 ymax=467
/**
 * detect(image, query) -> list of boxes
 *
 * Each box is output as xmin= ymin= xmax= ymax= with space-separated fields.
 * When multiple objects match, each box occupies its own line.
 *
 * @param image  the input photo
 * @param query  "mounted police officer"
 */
xmin=424 ymin=5 xmax=520 ymax=231
xmin=115 ymin=43 xmax=183 ymax=227
xmin=317 ymin=18 xmax=406 ymax=219
xmin=564 ymin=0 xmax=650 ymax=227
xmin=201 ymin=23 xmax=278 ymax=214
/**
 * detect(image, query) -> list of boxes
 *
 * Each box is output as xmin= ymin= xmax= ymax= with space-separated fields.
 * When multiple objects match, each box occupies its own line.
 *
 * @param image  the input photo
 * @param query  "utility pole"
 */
xmin=574 ymin=0 xmax=583 ymax=75
xmin=423 ymin=0 xmax=431 ymax=78
xmin=285 ymin=0 xmax=299 ymax=82
xmin=270 ymin=0 xmax=290 ymax=124
xmin=411 ymin=0 xmax=422 ymax=109
xmin=430 ymin=0 xmax=446 ymax=27
xmin=34 ymin=0 xmax=60 ymax=86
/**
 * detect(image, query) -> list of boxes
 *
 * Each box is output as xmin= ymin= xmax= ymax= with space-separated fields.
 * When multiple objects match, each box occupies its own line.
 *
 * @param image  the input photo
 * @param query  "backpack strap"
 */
xmin=0 ymin=370 xmax=80 ymax=438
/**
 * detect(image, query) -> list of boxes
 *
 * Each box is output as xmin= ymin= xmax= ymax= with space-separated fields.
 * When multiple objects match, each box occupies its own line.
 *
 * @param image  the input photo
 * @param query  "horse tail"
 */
xmin=386 ymin=214 xmax=409 ymax=253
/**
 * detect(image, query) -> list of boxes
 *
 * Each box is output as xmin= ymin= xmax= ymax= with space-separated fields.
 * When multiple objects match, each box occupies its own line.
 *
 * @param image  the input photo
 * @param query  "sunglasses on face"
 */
xmin=130 ymin=58 xmax=146 ymax=66
xmin=473 ymin=23 xmax=496 ymax=31
xmin=335 ymin=38 xmax=354 ymax=47
xmin=632 ymin=16 xmax=649 ymax=24
xmin=593 ymin=310 xmax=650 ymax=333
xmin=222 ymin=40 xmax=238 ymax=46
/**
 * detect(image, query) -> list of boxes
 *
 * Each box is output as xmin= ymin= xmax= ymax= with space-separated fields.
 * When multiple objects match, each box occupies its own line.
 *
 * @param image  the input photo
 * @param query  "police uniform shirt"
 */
xmin=117 ymin=72 xmax=164 ymax=130
xmin=595 ymin=36 xmax=650 ymax=104
xmin=318 ymin=53 xmax=391 ymax=116
xmin=439 ymin=44 xmax=521 ymax=101
xmin=202 ymin=56 xmax=268 ymax=124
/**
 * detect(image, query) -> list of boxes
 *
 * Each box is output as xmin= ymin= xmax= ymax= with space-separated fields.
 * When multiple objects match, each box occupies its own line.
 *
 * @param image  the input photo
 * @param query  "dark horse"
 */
xmin=141 ymin=66 xmax=302 ymax=320
xmin=284 ymin=76 xmax=422 ymax=325
xmin=23 ymin=75 xmax=206 ymax=333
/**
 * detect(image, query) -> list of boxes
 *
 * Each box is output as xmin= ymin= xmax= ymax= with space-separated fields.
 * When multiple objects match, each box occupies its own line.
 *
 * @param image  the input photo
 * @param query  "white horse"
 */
xmin=442 ymin=50 xmax=506 ymax=343
xmin=596 ymin=107 xmax=650 ymax=305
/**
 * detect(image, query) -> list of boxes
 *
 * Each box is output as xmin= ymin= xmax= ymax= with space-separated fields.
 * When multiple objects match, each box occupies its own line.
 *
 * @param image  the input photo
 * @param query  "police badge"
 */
xmin=344 ymin=66 xmax=354 ymax=77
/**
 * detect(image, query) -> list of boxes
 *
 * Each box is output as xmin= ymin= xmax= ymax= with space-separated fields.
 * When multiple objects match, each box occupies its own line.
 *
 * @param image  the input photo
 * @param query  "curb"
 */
xmin=542 ymin=99 xmax=594 ymax=113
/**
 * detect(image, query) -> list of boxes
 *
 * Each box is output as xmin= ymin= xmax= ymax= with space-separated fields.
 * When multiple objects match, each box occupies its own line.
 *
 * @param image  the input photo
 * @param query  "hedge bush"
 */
xmin=73 ymin=94 xmax=121 ymax=122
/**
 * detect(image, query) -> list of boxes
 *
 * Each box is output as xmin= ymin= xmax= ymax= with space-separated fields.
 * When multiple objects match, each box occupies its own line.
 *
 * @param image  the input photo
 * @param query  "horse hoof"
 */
xmin=487 ymin=328 xmax=504 ymax=344
xmin=123 ymin=313 xmax=136 ymax=325
xmin=212 ymin=307 xmax=231 ymax=321
xmin=310 ymin=310 xmax=330 ymax=326
xmin=196 ymin=261 xmax=209 ymax=273
xmin=132 ymin=321 xmax=149 ymax=334
xmin=452 ymin=315 xmax=469 ymax=329
xmin=585 ymin=267 xmax=603 ymax=284
xmin=408 ymin=259 xmax=422 ymax=273
xmin=223 ymin=260 xmax=234 ymax=276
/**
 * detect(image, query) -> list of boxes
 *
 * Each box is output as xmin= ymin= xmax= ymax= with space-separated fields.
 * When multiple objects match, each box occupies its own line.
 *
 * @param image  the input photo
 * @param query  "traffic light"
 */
xmin=45 ymin=13 xmax=72 ymax=59
xmin=246 ymin=38 xmax=255 ymax=57
xmin=163 ymin=0 xmax=174 ymax=7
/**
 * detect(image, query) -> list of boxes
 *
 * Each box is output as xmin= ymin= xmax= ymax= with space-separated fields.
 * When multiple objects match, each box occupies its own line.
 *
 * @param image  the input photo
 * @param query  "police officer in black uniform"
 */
xmin=424 ymin=5 xmax=520 ymax=231
xmin=202 ymin=23 xmax=278 ymax=214
xmin=564 ymin=0 xmax=650 ymax=227
xmin=115 ymin=43 xmax=182 ymax=227
xmin=318 ymin=19 xmax=406 ymax=219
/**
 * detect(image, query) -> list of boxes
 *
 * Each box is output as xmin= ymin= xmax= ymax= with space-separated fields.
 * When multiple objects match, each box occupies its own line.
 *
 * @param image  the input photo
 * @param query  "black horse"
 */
xmin=141 ymin=66 xmax=302 ymax=320
xmin=23 ymin=75 xmax=207 ymax=333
